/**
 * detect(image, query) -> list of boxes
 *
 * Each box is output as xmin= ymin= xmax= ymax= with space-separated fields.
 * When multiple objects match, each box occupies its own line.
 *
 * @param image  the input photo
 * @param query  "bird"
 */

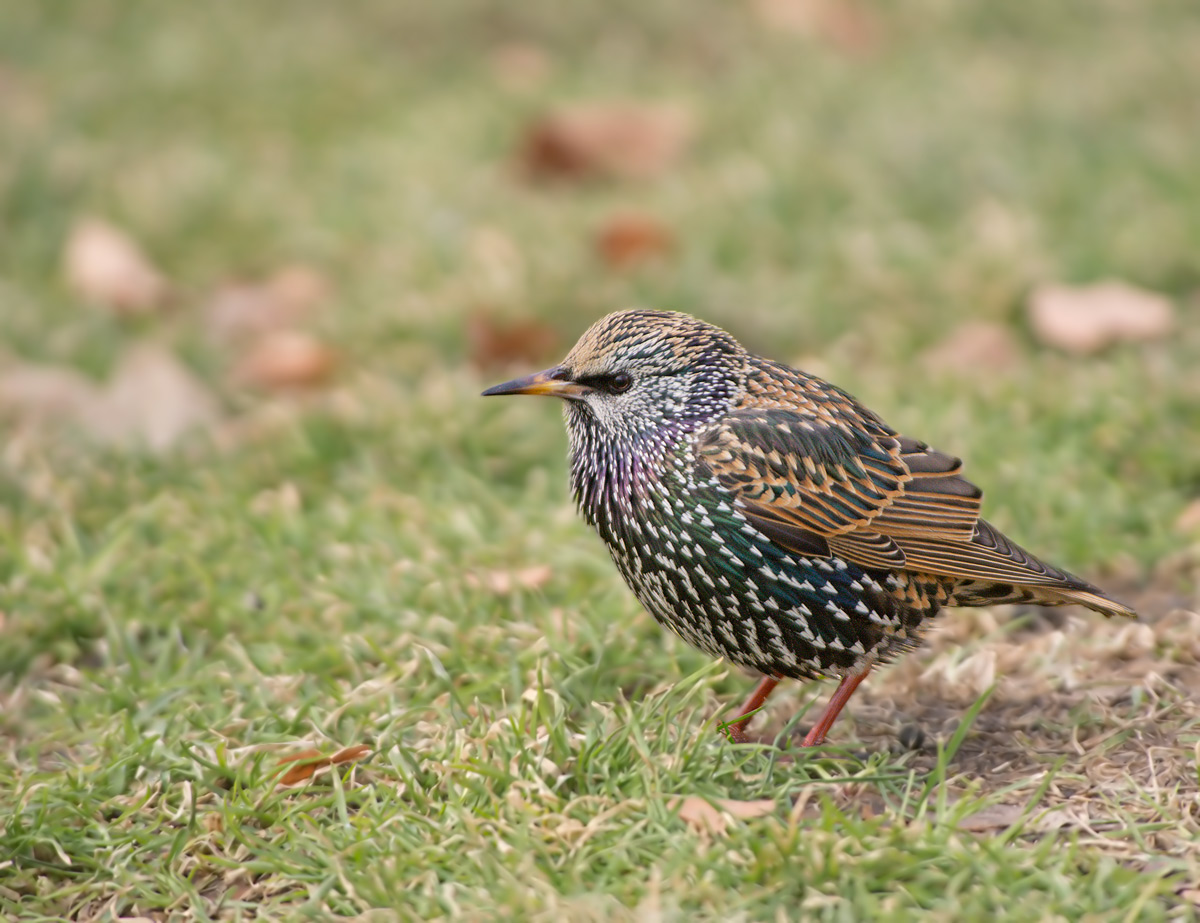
xmin=482 ymin=310 xmax=1135 ymax=747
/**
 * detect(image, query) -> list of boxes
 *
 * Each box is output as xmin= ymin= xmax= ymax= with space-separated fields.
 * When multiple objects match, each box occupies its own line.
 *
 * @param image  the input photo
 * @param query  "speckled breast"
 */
xmin=590 ymin=449 xmax=921 ymax=680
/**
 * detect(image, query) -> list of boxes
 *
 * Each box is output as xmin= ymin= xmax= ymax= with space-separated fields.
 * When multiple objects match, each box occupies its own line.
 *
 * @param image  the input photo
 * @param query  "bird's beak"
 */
xmin=481 ymin=366 xmax=589 ymax=400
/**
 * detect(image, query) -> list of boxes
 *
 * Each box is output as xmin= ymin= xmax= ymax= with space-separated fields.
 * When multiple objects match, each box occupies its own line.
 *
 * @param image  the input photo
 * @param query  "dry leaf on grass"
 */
xmin=467 ymin=565 xmax=553 ymax=595
xmin=519 ymin=103 xmax=694 ymax=182
xmin=267 ymin=264 xmax=330 ymax=313
xmin=1027 ymin=281 xmax=1174 ymax=355
xmin=491 ymin=43 xmax=551 ymax=91
xmin=466 ymin=311 xmax=559 ymax=371
xmin=673 ymin=796 xmax=776 ymax=835
xmin=233 ymin=330 xmax=337 ymax=390
xmin=595 ymin=213 xmax=673 ymax=269
xmin=85 ymin=343 xmax=222 ymax=452
xmin=1173 ymin=500 xmax=1200 ymax=536
xmin=64 ymin=218 xmax=168 ymax=315
xmin=921 ymin=321 xmax=1021 ymax=376
xmin=0 ymin=347 xmax=219 ymax=452
xmin=0 ymin=363 xmax=96 ymax=423
xmin=751 ymin=0 xmax=882 ymax=54
xmin=470 ymin=228 xmax=525 ymax=295
xmin=206 ymin=264 xmax=331 ymax=343
xmin=277 ymin=744 xmax=371 ymax=786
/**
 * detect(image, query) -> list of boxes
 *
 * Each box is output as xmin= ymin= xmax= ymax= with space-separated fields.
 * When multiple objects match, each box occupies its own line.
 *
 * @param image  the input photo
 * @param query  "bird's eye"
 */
xmin=607 ymin=371 xmax=633 ymax=394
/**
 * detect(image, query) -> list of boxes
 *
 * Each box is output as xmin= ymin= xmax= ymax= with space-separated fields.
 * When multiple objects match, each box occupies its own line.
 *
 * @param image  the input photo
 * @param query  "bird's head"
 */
xmin=482 ymin=310 xmax=748 ymax=442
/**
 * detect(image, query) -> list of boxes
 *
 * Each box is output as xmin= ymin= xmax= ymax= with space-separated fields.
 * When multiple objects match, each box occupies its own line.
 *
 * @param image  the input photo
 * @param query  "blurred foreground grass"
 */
xmin=2 ymin=1 xmax=1199 ymax=919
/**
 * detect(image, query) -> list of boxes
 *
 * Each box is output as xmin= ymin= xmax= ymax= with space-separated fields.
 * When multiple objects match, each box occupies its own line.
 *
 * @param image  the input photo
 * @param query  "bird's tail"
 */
xmin=899 ymin=518 xmax=1137 ymax=619
xmin=949 ymin=578 xmax=1136 ymax=618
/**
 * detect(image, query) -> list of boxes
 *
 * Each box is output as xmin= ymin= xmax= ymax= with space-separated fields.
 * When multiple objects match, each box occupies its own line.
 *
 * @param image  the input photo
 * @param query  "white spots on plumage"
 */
xmin=762 ymin=619 xmax=798 ymax=667
xmin=796 ymin=622 xmax=822 ymax=647
xmin=739 ymin=618 xmax=766 ymax=661
xmin=553 ymin=313 xmax=933 ymax=679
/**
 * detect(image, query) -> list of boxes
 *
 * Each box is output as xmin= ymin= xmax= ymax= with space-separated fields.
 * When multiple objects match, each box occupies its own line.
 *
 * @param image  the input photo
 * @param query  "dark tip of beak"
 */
xmin=481 ymin=379 xmax=525 ymax=397
xmin=481 ymin=366 xmax=581 ymax=398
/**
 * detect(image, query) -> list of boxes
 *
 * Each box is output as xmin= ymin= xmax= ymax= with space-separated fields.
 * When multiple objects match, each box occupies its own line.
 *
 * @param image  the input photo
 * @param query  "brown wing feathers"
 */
xmin=697 ymin=372 xmax=1134 ymax=618
xmin=872 ymin=438 xmax=982 ymax=540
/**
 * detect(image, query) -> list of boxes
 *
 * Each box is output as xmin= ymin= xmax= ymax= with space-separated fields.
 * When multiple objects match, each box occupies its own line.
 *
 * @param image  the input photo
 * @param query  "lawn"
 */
xmin=2 ymin=1 xmax=1199 ymax=919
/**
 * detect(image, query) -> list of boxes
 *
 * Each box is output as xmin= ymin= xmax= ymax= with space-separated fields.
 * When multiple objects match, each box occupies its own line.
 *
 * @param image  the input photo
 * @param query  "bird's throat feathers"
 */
xmin=565 ymin=404 xmax=690 ymax=531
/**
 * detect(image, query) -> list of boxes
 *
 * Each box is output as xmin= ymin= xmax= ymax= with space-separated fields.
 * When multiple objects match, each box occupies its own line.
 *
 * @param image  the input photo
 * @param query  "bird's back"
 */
xmin=707 ymin=356 xmax=1134 ymax=622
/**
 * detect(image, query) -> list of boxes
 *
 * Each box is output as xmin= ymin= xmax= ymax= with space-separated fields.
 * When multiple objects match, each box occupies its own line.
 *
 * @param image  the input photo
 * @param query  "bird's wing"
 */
xmin=695 ymin=409 xmax=983 ymax=572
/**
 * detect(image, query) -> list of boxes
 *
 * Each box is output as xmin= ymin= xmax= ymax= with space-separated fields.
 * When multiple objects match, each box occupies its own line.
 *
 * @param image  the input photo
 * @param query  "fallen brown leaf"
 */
xmin=233 ymin=330 xmax=337 ymax=389
xmin=1174 ymin=499 xmax=1200 ymax=536
xmin=331 ymin=744 xmax=372 ymax=764
xmin=519 ymin=102 xmax=694 ymax=182
xmin=85 ymin=343 xmax=221 ymax=453
xmin=491 ymin=43 xmax=551 ymax=91
xmin=751 ymin=0 xmax=882 ymax=54
xmin=595 ymin=212 xmax=674 ymax=269
xmin=1027 ymin=281 xmax=1174 ymax=355
xmin=277 ymin=744 xmax=371 ymax=786
xmin=266 ymin=264 xmax=331 ymax=314
xmin=0 ymin=363 xmax=96 ymax=423
xmin=921 ymin=321 xmax=1021 ymax=376
xmin=64 ymin=217 xmax=168 ymax=316
xmin=470 ymin=228 xmax=525 ymax=295
xmin=466 ymin=311 xmax=559 ymax=371
xmin=467 ymin=565 xmax=553 ymax=595
xmin=206 ymin=264 xmax=330 ymax=343
xmin=674 ymin=796 xmax=776 ymax=835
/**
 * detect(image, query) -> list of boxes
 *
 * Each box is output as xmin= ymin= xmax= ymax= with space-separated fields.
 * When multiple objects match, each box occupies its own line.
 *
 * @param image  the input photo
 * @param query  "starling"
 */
xmin=482 ymin=310 xmax=1134 ymax=746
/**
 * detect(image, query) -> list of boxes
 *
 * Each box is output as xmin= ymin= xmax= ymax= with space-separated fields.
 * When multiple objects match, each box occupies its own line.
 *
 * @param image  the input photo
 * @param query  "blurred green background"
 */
xmin=2 ymin=1 xmax=1198 ymax=919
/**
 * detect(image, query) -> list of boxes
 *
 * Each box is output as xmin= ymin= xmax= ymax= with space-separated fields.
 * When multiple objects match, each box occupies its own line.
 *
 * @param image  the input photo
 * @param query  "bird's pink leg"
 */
xmin=801 ymin=666 xmax=871 ymax=747
xmin=723 ymin=676 xmax=781 ymax=742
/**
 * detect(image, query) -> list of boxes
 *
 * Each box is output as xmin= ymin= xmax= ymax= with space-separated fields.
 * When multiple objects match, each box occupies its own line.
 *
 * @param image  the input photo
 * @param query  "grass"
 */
xmin=2 ymin=0 xmax=1200 ymax=919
